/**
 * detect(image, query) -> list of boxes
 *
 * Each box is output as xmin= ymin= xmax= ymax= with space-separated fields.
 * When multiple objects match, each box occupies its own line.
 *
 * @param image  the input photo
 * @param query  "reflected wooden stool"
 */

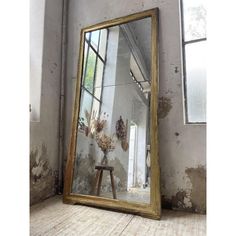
xmin=94 ymin=165 xmax=117 ymax=199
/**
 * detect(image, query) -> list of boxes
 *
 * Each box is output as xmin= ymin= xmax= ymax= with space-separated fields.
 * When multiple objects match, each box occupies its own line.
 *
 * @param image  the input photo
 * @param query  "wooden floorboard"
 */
xmin=30 ymin=196 xmax=206 ymax=236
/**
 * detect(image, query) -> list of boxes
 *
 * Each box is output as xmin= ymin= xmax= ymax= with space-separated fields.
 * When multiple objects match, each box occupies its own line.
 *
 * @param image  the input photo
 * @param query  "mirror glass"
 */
xmin=71 ymin=17 xmax=152 ymax=204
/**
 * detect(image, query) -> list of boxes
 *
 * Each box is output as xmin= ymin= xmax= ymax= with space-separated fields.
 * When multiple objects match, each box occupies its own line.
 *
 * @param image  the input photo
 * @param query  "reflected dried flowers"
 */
xmin=95 ymin=132 xmax=115 ymax=154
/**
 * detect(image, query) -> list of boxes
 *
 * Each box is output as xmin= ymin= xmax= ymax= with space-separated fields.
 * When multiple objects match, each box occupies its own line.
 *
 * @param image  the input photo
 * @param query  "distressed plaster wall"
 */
xmin=64 ymin=0 xmax=206 ymax=213
xmin=71 ymin=138 xmax=129 ymax=195
xmin=30 ymin=0 xmax=63 ymax=205
xmin=72 ymin=134 xmax=128 ymax=194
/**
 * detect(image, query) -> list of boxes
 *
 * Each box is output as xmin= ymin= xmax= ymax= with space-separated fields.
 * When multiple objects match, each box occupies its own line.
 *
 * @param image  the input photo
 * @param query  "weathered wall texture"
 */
xmin=30 ymin=0 xmax=63 ymax=205
xmin=72 ymin=136 xmax=128 ymax=195
xmin=64 ymin=0 xmax=206 ymax=213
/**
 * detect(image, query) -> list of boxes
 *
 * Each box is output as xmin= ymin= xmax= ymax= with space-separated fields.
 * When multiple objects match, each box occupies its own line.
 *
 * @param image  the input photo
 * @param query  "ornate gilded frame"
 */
xmin=63 ymin=8 xmax=161 ymax=220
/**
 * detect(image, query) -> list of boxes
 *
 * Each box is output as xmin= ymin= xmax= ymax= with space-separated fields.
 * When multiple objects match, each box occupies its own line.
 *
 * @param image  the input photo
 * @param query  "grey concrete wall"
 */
xmin=30 ymin=0 xmax=63 ymax=205
xmin=64 ymin=0 xmax=206 ymax=213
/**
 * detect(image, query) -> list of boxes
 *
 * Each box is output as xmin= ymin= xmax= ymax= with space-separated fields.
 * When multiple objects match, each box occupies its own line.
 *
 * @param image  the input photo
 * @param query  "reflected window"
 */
xmin=80 ymin=29 xmax=108 ymax=126
xmin=181 ymin=0 xmax=206 ymax=123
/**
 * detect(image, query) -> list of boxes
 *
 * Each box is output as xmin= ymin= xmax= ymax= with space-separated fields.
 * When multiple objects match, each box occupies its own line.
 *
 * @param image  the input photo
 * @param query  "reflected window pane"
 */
xmin=82 ymin=42 xmax=88 ymax=79
xmin=94 ymin=88 xmax=102 ymax=101
xmin=85 ymin=32 xmax=90 ymax=41
xmin=183 ymin=0 xmax=206 ymax=41
xmin=91 ymin=98 xmax=100 ymax=119
xmin=99 ymin=29 xmax=107 ymax=59
xmin=79 ymin=90 xmax=93 ymax=126
xmin=94 ymin=59 xmax=104 ymax=100
xmin=185 ymin=41 xmax=206 ymax=122
xmin=91 ymin=30 xmax=100 ymax=51
xmin=84 ymin=48 xmax=96 ymax=92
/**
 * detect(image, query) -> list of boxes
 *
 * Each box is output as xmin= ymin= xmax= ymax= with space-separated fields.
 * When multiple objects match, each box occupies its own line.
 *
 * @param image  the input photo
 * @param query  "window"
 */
xmin=79 ymin=29 xmax=108 ymax=127
xmin=181 ymin=0 xmax=207 ymax=123
xmin=30 ymin=0 xmax=46 ymax=121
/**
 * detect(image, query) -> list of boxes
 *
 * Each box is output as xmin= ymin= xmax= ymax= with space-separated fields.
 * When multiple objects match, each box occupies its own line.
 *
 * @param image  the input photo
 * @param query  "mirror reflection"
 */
xmin=72 ymin=17 xmax=151 ymax=204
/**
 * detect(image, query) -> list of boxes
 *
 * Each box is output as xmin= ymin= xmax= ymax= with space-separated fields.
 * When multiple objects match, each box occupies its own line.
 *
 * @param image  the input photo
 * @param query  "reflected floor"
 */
xmin=99 ymin=187 xmax=150 ymax=204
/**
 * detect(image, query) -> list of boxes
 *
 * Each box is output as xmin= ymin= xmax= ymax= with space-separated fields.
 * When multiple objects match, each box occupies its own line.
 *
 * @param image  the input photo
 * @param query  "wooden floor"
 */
xmin=30 ymin=196 xmax=206 ymax=236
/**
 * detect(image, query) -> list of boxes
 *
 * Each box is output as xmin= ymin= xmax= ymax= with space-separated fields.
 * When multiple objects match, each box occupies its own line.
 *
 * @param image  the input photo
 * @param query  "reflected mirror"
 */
xmin=64 ymin=8 xmax=161 ymax=219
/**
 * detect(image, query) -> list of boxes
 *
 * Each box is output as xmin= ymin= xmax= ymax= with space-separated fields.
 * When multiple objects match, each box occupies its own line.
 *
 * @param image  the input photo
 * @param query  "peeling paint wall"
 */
xmin=158 ymin=97 xmax=172 ymax=119
xmin=30 ymin=0 xmax=63 ymax=205
xmin=64 ymin=0 xmax=206 ymax=213
xmin=185 ymin=166 xmax=206 ymax=213
xmin=161 ymin=166 xmax=206 ymax=213
xmin=72 ymin=149 xmax=128 ymax=195
xmin=30 ymin=144 xmax=58 ymax=204
xmin=72 ymin=134 xmax=128 ymax=194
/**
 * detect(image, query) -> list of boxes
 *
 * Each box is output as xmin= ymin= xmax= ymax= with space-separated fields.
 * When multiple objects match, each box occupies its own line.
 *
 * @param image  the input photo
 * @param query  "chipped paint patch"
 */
xmin=185 ymin=166 xmax=206 ymax=213
xmin=171 ymin=190 xmax=193 ymax=210
xmin=158 ymin=96 xmax=172 ymax=119
xmin=162 ymin=191 xmax=193 ymax=212
xmin=161 ymin=166 xmax=206 ymax=213
xmin=72 ymin=153 xmax=96 ymax=194
xmin=30 ymin=144 xmax=57 ymax=205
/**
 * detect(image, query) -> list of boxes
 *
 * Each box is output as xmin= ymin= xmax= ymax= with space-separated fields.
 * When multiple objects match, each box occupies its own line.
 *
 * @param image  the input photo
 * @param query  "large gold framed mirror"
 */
xmin=63 ymin=8 xmax=161 ymax=219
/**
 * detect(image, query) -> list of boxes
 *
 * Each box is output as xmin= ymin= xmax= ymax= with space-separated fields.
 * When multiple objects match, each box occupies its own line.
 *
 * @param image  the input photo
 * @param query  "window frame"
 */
xmin=180 ymin=0 xmax=207 ymax=125
xmin=80 ymin=29 xmax=109 ymax=120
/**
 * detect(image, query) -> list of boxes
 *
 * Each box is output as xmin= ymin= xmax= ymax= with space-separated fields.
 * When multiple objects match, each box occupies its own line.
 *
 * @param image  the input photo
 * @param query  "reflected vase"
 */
xmin=101 ymin=152 xmax=108 ymax=166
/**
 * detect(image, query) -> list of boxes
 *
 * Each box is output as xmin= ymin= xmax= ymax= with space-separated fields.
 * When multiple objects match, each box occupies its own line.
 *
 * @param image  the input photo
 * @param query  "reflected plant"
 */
xmin=115 ymin=116 xmax=126 ymax=140
xmin=91 ymin=112 xmax=109 ymax=134
xmin=95 ymin=132 xmax=115 ymax=154
xmin=116 ymin=116 xmax=129 ymax=151
xmin=78 ymin=110 xmax=109 ymax=138
xmin=78 ymin=117 xmax=86 ymax=130
xmin=78 ymin=110 xmax=91 ymax=136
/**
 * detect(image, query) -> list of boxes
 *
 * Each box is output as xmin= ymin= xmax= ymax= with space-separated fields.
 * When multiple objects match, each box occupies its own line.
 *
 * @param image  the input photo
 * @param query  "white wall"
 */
xmin=101 ymin=26 xmax=119 ymax=132
xmin=64 ymin=0 xmax=206 ymax=213
xmin=131 ymin=100 xmax=148 ymax=187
